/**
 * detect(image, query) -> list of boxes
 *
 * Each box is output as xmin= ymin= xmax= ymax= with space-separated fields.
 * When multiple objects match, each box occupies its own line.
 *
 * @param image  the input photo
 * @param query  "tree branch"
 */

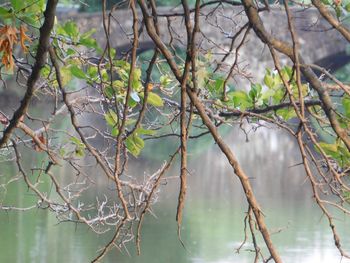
xmin=0 ymin=0 xmax=58 ymax=148
xmin=241 ymin=0 xmax=350 ymax=151
xmin=311 ymin=0 xmax=350 ymax=42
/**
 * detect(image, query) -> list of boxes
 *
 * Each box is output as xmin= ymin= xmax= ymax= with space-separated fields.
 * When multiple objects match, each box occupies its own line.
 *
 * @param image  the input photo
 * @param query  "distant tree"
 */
xmin=0 ymin=0 xmax=350 ymax=262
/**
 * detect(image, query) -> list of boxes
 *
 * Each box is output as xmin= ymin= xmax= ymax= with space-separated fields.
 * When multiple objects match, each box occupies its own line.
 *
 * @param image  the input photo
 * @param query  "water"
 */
xmin=1 ymin=125 xmax=350 ymax=263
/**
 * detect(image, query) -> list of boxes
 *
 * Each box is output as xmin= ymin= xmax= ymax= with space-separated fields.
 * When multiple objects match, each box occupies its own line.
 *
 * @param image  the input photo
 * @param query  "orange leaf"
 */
xmin=0 ymin=25 xmax=18 ymax=70
xmin=19 ymin=25 xmax=31 ymax=53
xmin=146 ymin=83 xmax=154 ymax=91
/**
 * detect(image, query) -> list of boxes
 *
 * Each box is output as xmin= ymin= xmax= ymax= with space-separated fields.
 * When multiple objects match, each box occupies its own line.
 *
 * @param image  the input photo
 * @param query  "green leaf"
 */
xmin=338 ymin=142 xmax=350 ymax=160
xmin=75 ymin=148 xmax=85 ymax=157
xmin=66 ymin=48 xmax=76 ymax=56
xmin=231 ymin=90 xmax=247 ymax=102
xmin=70 ymin=136 xmax=81 ymax=145
xmin=276 ymin=108 xmax=296 ymax=121
xmin=346 ymin=3 xmax=350 ymax=11
xmin=104 ymin=110 xmax=119 ymax=126
xmin=342 ymin=95 xmax=350 ymax=118
xmin=132 ymin=68 xmax=142 ymax=81
xmin=249 ymin=84 xmax=262 ymax=102
xmin=317 ymin=140 xmax=350 ymax=167
xmin=125 ymin=139 xmax=140 ymax=157
xmin=197 ymin=66 xmax=209 ymax=87
xmin=136 ymin=128 xmax=156 ymax=136
xmin=281 ymin=66 xmax=293 ymax=80
xmin=335 ymin=5 xmax=342 ymax=18
xmin=126 ymin=118 xmax=136 ymax=126
xmin=70 ymin=65 xmax=86 ymax=79
xmin=134 ymin=136 xmax=145 ymax=149
xmin=81 ymin=28 xmax=96 ymax=39
xmin=70 ymin=136 xmax=85 ymax=149
xmin=119 ymin=70 xmax=129 ymax=82
xmin=319 ymin=142 xmax=338 ymax=158
xmin=112 ymin=80 xmax=124 ymax=89
xmin=0 ymin=7 xmax=9 ymax=15
xmin=22 ymin=13 xmax=38 ymax=26
xmin=11 ymin=0 xmax=25 ymax=12
xmin=139 ymin=92 xmax=164 ymax=107
xmin=272 ymin=87 xmax=285 ymax=103
xmin=160 ymin=75 xmax=171 ymax=87
xmin=342 ymin=190 xmax=350 ymax=200
xmin=59 ymin=66 xmax=73 ymax=86
xmin=264 ymin=74 xmax=274 ymax=89
xmin=104 ymin=86 xmax=115 ymax=99
xmin=132 ymin=78 xmax=142 ymax=91
xmin=214 ymin=78 xmax=225 ymax=92
xmin=261 ymin=89 xmax=275 ymax=103
xmin=80 ymin=37 xmax=102 ymax=53
xmin=41 ymin=65 xmax=51 ymax=79
xmin=34 ymin=0 xmax=46 ymax=11
xmin=128 ymin=97 xmax=138 ymax=108
xmin=100 ymin=69 xmax=109 ymax=82
xmin=109 ymin=48 xmax=116 ymax=58
xmin=59 ymin=148 xmax=66 ymax=157
xmin=111 ymin=126 xmax=119 ymax=137
xmin=115 ymin=60 xmax=130 ymax=71
xmin=63 ymin=21 xmax=79 ymax=38
xmin=229 ymin=90 xmax=252 ymax=110
xmin=0 ymin=7 xmax=13 ymax=19
xmin=87 ymin=66 xmax=98 ymax=77
xmin=125 ymin=134 xmax=145 ymax=157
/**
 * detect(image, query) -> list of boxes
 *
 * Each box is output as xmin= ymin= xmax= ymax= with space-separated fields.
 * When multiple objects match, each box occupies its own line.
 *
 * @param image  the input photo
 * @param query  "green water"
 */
xmin=1 ymin=128 xmax=350 ymax=263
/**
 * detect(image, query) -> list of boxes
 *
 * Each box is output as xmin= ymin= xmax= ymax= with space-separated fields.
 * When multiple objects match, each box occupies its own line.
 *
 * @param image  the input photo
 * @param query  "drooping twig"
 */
xmin=137 ymin=1 xmax=282 ymax=261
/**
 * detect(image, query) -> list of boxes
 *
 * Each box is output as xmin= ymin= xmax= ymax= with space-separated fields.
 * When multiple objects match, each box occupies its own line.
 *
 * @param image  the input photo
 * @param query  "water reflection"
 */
xmin=1 ymin=125 xmax=350 ymax=262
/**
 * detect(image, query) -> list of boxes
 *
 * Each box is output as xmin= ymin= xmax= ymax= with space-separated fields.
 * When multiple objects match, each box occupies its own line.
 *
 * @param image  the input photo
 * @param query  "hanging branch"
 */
xmin=137 ymin=1 xmax=282 ymax=261
xmin=0 ymin=0 xmax=58 ymax=148
xmin=1 ymin=0 xmax=350 ymax=261
xmin=175 ymin=0 xmax=192 ymax=245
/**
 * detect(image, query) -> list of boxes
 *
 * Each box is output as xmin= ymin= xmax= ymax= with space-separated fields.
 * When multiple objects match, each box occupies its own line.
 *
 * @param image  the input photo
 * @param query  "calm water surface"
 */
xmin=1 ymin=127 xmax=350 ymax=263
